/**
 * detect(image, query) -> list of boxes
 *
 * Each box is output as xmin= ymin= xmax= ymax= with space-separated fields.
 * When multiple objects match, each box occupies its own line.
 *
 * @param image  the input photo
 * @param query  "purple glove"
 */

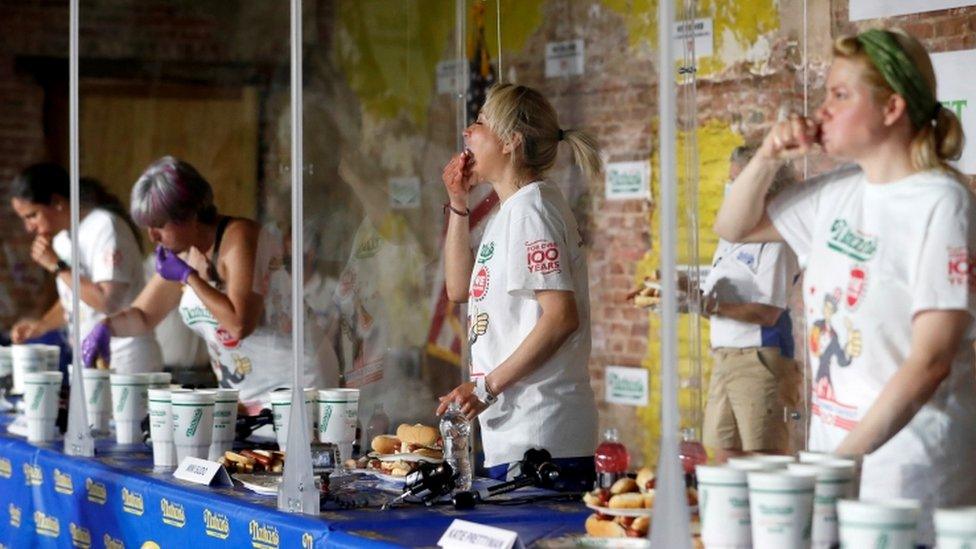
xmin=82 ymin=322 xmax=111 ymax=368
xmin=155 ymin=246 xmax=193 ymax=283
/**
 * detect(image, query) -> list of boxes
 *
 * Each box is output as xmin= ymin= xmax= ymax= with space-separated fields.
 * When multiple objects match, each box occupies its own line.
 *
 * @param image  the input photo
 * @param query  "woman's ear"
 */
xmin=503 ymin=132 xmax=524 ymax=156
xmin=883 ymin=94 xmax=909 ymax=127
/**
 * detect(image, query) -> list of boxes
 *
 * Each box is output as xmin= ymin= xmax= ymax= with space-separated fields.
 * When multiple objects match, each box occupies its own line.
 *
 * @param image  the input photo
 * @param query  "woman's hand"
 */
xmin=155 ymin=246 xmax=194 ymax=283
xmin=436 ymin=381 xmax=488 ymax=421
xmin=10 ymin=319 xmax=41 ymax=344
xmin=441 ymin=151 xmax=475 ymax=208
xmin=758 ymin=113 xmax=821 ymax=161
xmin=81 ymin=322 xmax=112 ymax=368
xmin=30 ymin=236 xmax=59 ymax=273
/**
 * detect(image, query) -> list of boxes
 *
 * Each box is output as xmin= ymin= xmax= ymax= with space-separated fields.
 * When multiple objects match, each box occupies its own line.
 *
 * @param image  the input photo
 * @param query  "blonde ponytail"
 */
xmin=560 ymin=128 xmax=602 ymax=183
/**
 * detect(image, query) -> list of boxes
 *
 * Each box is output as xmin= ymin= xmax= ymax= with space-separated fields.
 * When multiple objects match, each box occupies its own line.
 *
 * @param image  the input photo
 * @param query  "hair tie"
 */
xmin=931 ymin=102 xmax=942 ymax=126
xmin=557 ymin=129 xmax=565 ymax=141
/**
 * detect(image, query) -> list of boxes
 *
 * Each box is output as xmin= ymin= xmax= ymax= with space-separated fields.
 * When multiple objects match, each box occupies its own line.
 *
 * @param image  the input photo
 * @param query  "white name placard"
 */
xmin=545 ymin=39 xmax=585 ymax=78
xmin=173 ymin=457 xmax=233 ymax=487
xmin=438 ymin=519 xmax=522 ymax=549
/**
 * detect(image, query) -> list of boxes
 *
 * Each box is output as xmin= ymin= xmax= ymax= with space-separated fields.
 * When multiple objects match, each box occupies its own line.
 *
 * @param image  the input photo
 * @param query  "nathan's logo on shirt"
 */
xmin=846 ymin=266 xmax=867 ymax=310
xmin=70 ymin=522 xmax=91 ymax=548
xmin=121 ymin=487 xmax=144 ymax=515
xmin=947 ymin=246 xmax=976 ymax=288
xmin=54 ymin=468 xmax=74 ymax=494
xmin=8 ymin=503 xmax=21 ymax=527
xmin=203 ymin=508 xmax=230 ymax=539
xmin=102 ymin=533 xmax=124 ymax=549
xmin=470 ymin=266 xmax=490 ymax=301
xmin=249 ymin=520 xmax=280 ymax=549
xmin=477 ymin=241 xmax=495 ymax=264
xmin=827 ymin=219 xmax=878 ymax=261
xmin=34 ymin=511 xmax=60 ymax=538
xmin=354 ymin=235 xmax=382 ymax=259
xmin=0 ymin=457 xmax=11 ymax=478
xmin=86 ymin=478 xmax=107 ymax=504
xmin=525 ymin=239 xmax=561 ymax=275
xmin=215 ymin=326 xmax=240 ymax=349
xmin=180 ymin=306 xmax=218 ymax=327
xmin=160 ymin=498 xmax=186 ymax=527
xmin=23 ymin=463 xmax=42 ymax=486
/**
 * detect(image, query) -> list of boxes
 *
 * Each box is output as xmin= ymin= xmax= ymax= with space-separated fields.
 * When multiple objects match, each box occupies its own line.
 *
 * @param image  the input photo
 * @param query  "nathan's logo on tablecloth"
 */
xmin=8 ymin=503 xmax=21 ymax=527
xmin=185 ymin=408 xmax=204 ymax=437
xmin=0 ymin=457 xmax=11 ymax=479
xmin=249 ymin=520 xmax=280 ymax=549
xmin=160 ymin=498 xmax=185 ymax=528
xmin=302 ymin=532 xmax=314 ymax=549
xmin=54 ymin=468 xmax=74 ymax=494
xmin=34 ymin=510 xmax=60 ymax=538
xmin=86 ymin=478 xmax=107 ymax=504
xmin=23 ymin=463 xmax=42 ymax=486
xmin=70 ymin=522 xmax=92 ymax=548
xmin=121 ymin=487 xmax=144 ymax=515
xmin=203 ymin=509 xmax=230 ymax=539
xmin=103 ymin=533 xmax=124 ymax=549
xmin=827 ymin=219 xmax=878 ymax=262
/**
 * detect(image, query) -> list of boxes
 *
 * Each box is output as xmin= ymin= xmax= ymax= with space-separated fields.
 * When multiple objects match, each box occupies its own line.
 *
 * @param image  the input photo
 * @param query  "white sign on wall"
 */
xmin=850 ymin=0 xmax=975 ymax=20
xmin=605 ymin=160 xmax=651 ymax=200
xmin=545 ymin=39 xmax=585 ymax=78
xmin=389 ymin=177 xmax=421 ymax=209
xmin=436 ymin=59 xmax=465 ymax=95
xmin=673 ymin=18 xmax=714 ymax=58
xmin=932 ymin=49 xmax=976 ymax=174
xmin=605 ymin=366 xmax=649 ymax=406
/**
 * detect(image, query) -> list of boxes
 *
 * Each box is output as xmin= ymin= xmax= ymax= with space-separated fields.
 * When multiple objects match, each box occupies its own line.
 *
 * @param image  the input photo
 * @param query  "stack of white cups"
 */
xmin=148 ymin=388 xmax=188 ymax=468
xmin=747 ymin=470 xmax=816 ymax=549
xmin=41 ymin=345 xmax=60 ymax=373
xmin=109 ymin=373 xmax=154 ymax=444
xmin=82 ymin=369 xmax=112 ymax=435
xmin=270 ymin=388 xmax=316 ymax=453
xmin=171 ymin=390 xmax=215 ymax=462
xmin=208 ymin=388 xmax=239 ymax=461
xmin=22 ymin=371 xmax=63 ymax=442
xmin=317 ymin=388 xmax=360 ymax=462
xmin=697 ymin=465 xmax=752 ymax=548
xmin=11 ymin=344 xmax=49 ymax=395
xmin=934 ymin=507 xmax=976 ymax=548
xmin=837 ymin=499 xmax=920 ymax=549
xmin=150 ymin=372 xmax=172 ymax=389
xmin=787 ymin=461 xmax=857 ymax=548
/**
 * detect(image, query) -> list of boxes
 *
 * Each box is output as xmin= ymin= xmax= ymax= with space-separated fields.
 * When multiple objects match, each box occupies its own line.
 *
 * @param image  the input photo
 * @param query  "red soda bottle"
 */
xmin=594 ymin=428 xmax=630 ymax=489
xmin=679 ymin=427 xmax=707 ymax=474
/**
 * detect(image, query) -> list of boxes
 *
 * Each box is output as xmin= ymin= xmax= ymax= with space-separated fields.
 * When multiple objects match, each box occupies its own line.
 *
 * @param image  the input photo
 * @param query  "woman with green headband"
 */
xmin=715 ymin=28 xmax=974 ymax=543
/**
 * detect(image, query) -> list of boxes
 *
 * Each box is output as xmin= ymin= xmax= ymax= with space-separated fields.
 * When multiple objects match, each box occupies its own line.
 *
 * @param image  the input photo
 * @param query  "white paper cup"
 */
xmin=837 ymin=499 xmax=920 ymax=549
xmin=82 ymin=369 xmax=112 ymax=434
xmin=743 ymin=454 xmax=796 ymax=466
xmin=748 ymin=471 xmax=816 ymax=549
xmin=208 ymin=388 xmax=239 ymax=461
xmin=697 ymin=465 xmax=751 ymax=548
xmin=12 ymin=344 xmax=48 ymax=394
xmin=271 ymin=388 xmax=316 ymax=452
xmin=934 ymin=506 xmax=976 ymax=548
xmin=317 ymin=388 xmax=359 ymax=444
xmin=148 ymin=388 xmax=183 ymax=468
xmin=798 ymin=452 xmax=863 ymax=497
xmin=171 ymin=390 xmax=215 ymax=463
xmin=788 ymin=462 xmax=857 ymax=548
xmin=41 ymin=345 xmax=60 ymax=372
xmin=23 ymin=371 xmax=62 ymax=442
xmin=110 ymin=373 xmax=154 ymax=444
xmin=727 ymin=457 xmax=787 ymax=472
xmin=149 ymin=372 xmax=172 ymax=389
xmin=0 ymin=347 xmax=12 ymax=378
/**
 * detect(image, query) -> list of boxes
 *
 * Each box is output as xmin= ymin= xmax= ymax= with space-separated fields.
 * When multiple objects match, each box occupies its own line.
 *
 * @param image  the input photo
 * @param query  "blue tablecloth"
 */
xmin=0 ymin=419 xmax=588 ymax=548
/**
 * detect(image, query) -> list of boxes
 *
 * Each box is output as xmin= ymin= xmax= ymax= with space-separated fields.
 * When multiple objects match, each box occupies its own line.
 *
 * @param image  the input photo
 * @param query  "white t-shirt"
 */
xmin=769 ymin=166 xmax=976 ymax=542
xmin=52 ymin=209 xmax=161 ymax=373
xmin=469 ymin=181 xmax=598 ymax=467
xmin=702 ymin=240 xmax=798 ymax=354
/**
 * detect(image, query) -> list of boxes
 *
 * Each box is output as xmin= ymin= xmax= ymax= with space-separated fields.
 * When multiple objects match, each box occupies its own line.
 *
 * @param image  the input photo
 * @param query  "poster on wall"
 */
xmin=673 ymin=18 xmax=714 ymax=58
xmin=850 ymin=0 xmax=975 ymax=20
xmin=605 ymin=160 xmax=651 ymax=200
xmin=545 ymin=39 xmax=585 ymax=78
xmin=931 ymin=49 xmax=976 ymax=174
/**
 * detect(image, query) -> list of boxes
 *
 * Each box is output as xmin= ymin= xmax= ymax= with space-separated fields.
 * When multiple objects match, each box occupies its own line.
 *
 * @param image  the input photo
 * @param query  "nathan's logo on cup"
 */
xmin=302 ymin=532 xmax=314 ymax=549
xmin=88 ymin=382 xmax=104 ymax=405
xmin=29 ymin=387 xmax=45 ymax=411
xmin=54 ymin=468 xmax=74 ymax=494
xmin=121 ymin=487 xmax=144 ymax=515
xmin=86 ymin=478 xmax=107 ymax=504
xmin=103 ymin=533 xmax=124 ymax=549
xmin=23 ymin=463 xmax=42 ymax=486
xmin=319 ymin=407 xmax=332 ymax=433
xmin=249 ymin=520 xmax=280 ymax=549
xmin=0 ymin=457 xmax=11 ymax=479
xmin=185 ymin=408 xmax=204 ymax=437
xmin=34 ymin=510 xmax=60 ymax=538
xmin=759 ymin=503 xmax=795 ymax=515
xmin=8 ymin=503 xmax=21 ymax=527
xmin=203 ymin=509 xmax=230 ymax=539
xmin=70 ymin=522 xmax=92 ymax=549
xmin=115 ymin=387 xmax=130 ymax=413
xmin=160 ymin=498 xmax=186 ymax=528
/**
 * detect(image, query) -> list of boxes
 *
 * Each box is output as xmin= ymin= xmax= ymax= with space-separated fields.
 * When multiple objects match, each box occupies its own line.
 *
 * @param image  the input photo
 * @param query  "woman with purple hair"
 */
xmin=83 ymin=156 xmax=334 ymax=411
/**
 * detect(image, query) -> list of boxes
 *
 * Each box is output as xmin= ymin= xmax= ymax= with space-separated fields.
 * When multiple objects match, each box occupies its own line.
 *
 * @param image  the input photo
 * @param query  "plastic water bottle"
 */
xmin=594 ymin=428 xmax=630 ymax=489
xmin=439 ymin=402 xmax=472 ymax=491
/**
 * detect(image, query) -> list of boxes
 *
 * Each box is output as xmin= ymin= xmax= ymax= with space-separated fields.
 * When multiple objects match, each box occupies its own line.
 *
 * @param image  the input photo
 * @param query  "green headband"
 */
xmin=856 ymin=29 xmax=939 ymax=128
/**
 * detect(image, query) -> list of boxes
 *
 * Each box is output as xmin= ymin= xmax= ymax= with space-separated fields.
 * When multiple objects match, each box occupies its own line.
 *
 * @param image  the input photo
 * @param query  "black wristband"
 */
xmin=443 ymin=203 xmax=470 ymax=217
xmin=53 ymin=260 xmax=70 ymax=274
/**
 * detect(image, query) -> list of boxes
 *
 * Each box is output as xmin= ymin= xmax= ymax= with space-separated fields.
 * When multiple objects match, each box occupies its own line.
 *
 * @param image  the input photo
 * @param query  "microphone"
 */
xmin=382 ymin=461 xmax=456 ymax=509
xmin=452 ymin=448 xmax=562 ymax=509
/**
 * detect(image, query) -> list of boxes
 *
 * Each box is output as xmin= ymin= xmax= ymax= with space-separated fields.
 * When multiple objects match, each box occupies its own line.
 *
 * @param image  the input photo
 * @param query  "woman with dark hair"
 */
xmin=84 ymin=156 xmax=335 ymax=410
xmin=9 ymin=162 xmax=161 ymax=373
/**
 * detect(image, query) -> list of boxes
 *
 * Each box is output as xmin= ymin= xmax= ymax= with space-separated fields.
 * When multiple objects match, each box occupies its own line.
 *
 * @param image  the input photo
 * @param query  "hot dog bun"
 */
xmin=585 ymin=514 xmax=626 ymax=538
xmin=608 ymin=492 xmax=645 ymax=509
xmin=636 ymin=467 xmax=655 ymax=493
xmin=371 ymin=435 xmax=400 ymax=454
xmin=609 ymin=477 xmax=638 ymax=495
xmin=396 ymin=423 xmax=439 ymax=447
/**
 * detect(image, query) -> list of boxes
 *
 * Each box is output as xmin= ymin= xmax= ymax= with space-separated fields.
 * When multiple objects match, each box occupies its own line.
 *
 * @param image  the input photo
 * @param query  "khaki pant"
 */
xmin=703 ymin=347 xmax=802 ymax=452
